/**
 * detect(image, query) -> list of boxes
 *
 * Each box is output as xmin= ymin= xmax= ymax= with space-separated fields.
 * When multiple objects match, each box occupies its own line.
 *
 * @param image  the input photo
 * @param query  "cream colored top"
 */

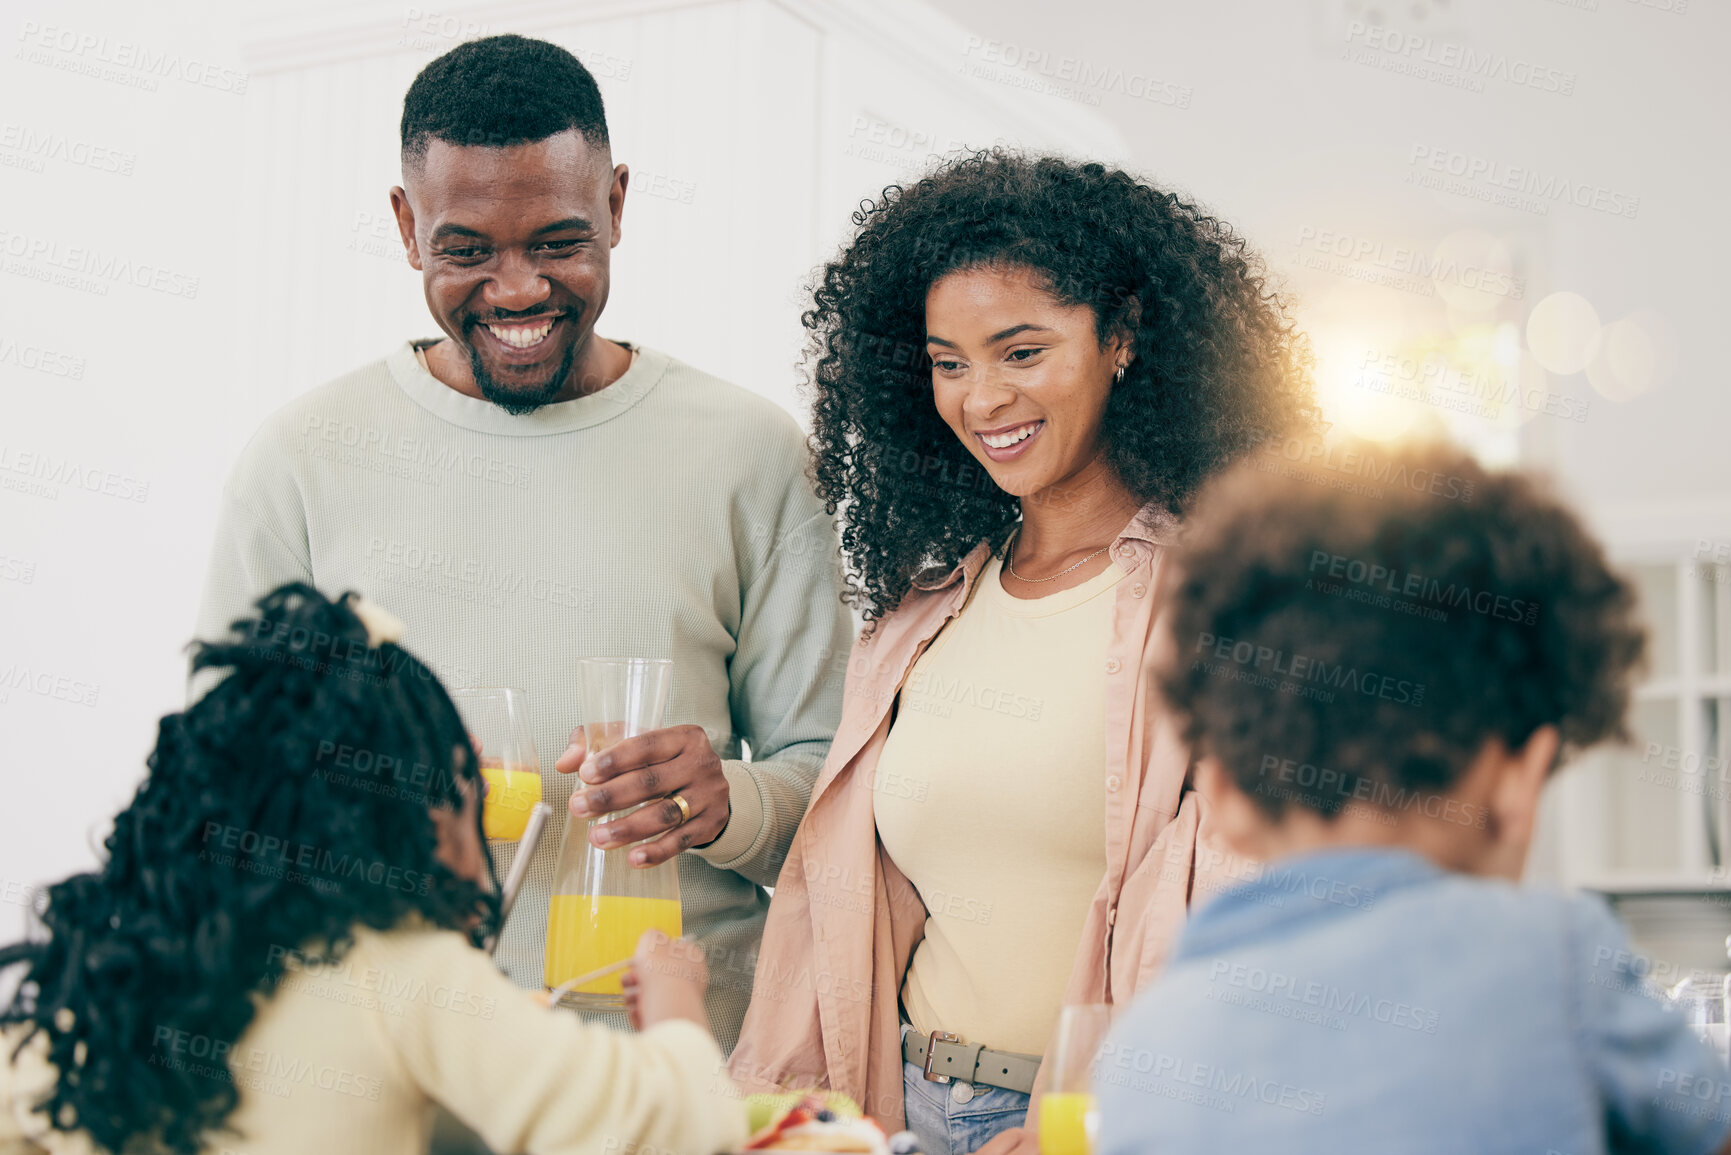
xmin=0 ymin=923 xmax=747 ymax=1155
xmin=874 ymin=553 xmax=1119 ymax=1056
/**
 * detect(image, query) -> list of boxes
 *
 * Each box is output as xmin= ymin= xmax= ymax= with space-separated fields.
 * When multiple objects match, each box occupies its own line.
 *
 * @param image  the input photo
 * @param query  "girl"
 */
xmin=0 ymin=584 xmax=741 ymax=1155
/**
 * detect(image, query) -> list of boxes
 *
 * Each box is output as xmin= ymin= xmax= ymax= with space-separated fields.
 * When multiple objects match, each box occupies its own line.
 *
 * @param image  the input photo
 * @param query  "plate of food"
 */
xmin=741 ymin=1093 xmax=922 ymax=1155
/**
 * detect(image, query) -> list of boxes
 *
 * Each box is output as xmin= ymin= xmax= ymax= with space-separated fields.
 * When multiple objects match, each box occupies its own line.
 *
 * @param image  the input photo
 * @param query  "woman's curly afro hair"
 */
xmin=804 ymin=148 xmax=1314 ymax=622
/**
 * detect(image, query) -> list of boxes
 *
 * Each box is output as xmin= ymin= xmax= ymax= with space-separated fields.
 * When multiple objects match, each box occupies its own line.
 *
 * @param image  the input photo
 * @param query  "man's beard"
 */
xmin=467 ymin=335 xmax=579 ymax=416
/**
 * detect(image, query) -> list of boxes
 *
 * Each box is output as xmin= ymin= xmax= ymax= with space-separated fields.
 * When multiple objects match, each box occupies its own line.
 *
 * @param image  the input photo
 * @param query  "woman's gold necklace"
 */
xmin=1004 ymin=527 xmax=1111 ymax=584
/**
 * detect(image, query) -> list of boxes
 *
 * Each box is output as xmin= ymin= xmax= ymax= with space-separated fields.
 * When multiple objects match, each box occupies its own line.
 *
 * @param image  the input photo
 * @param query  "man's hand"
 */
xmin=971 ymin=1127 xmax=1038 ymax=1155
xmin=555 ymin=724 xmax=731 ymax=866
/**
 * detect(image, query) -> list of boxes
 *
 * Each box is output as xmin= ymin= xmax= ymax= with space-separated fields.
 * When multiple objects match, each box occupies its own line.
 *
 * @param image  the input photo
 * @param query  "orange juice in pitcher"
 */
xmin=545 ymin=895 xmax=683 ymax=996
xmin=545 ymin=657 xmax=681 ymax=1010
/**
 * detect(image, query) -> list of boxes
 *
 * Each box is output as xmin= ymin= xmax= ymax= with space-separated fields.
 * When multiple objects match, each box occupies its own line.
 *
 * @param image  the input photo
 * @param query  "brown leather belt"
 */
xmin=901 ymin=1028 xmax=1042 ymax=1095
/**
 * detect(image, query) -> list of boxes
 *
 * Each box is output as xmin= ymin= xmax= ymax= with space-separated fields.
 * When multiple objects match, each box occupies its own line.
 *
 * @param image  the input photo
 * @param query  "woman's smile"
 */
xmin=976 ymin=419 xmax=1045 ymax=461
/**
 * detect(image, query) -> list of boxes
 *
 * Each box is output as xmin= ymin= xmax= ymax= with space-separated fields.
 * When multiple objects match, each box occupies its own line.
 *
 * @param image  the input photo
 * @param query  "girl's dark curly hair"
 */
xmin=805 ymin=148 xmax=1314 ymax=622
xmin=0 ymin=583 xmax=497 ymax=1155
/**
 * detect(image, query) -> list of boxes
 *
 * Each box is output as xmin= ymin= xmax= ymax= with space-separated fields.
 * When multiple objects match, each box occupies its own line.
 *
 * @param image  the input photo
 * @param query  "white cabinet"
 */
xmin=235 ymin=0 xmax=1125 ymax=424
xmin=1537 ymin=543 xmax=1731 ymax=895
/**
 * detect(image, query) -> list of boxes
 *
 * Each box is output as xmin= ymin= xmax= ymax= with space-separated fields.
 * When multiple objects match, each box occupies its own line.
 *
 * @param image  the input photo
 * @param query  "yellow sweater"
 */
xmin=0 ymin=923 xmax=747 ymax=1155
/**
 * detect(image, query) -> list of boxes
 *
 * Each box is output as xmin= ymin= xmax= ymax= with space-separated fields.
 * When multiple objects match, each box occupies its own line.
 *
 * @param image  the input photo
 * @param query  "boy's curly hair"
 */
xmin=1160 ymin=440 xmax=1646 ymax=819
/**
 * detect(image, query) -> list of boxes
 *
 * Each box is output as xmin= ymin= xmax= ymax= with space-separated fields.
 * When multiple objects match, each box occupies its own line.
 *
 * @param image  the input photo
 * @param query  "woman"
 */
xmin=730 ymin=151 xmax=1313 ymax=1155
xmin=0 ymin=584 xmax=740 ymax=1155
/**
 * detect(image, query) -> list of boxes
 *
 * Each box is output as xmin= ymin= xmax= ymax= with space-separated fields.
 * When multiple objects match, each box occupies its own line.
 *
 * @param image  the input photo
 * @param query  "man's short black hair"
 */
xmin=401 ymin=34 xmax=609 ymax=166
xmin=1159 ymin=437 xmax=1646 ymax=822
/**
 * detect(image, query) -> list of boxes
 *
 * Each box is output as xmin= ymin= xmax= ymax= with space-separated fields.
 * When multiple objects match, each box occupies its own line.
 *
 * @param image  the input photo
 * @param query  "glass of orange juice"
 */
xmin=1039 ymin=1004 xmax=1114 ymax=1155
xmin=449 ymin=687 xmax=543 ymax=842
xmin=545 ymin=658 xmax=681 ymax=1011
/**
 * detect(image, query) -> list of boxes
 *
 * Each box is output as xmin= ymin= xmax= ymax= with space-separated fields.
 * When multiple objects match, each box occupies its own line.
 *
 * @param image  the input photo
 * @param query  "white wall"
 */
xmin=925 ymin=0 xmax=1731 ymax=532
xmin=232 ymin=0 xmax=1123 ymax=418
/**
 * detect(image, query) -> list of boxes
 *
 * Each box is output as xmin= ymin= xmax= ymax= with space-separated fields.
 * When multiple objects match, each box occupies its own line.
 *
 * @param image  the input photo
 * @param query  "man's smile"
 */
xmin=485 ymin=317 xmax=556 ymax=349
xmin=469 ymin=312 xmax=568 ymax=363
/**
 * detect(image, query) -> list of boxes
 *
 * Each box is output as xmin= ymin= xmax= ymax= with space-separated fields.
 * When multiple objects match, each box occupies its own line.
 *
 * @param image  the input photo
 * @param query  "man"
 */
xmin=193 ymin=34 xmax=852 ymax=1050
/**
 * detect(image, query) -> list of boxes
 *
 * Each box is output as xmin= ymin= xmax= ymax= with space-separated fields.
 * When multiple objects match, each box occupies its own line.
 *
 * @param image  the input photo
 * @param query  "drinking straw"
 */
xmin=545 ymin=959 xmax=632 ymax=1006
xmin=485 ymin=802 xmax=553 ymax=956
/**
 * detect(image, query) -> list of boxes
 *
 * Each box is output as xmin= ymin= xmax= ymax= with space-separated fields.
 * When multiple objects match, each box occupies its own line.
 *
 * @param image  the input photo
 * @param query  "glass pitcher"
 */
xmin=546 ymin=658 xmax=683 ymax=1010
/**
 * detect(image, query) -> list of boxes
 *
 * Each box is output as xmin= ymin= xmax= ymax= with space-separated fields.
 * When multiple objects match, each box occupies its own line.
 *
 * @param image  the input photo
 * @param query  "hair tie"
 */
xmin=346 ymin=594 xmax=406 ymax=648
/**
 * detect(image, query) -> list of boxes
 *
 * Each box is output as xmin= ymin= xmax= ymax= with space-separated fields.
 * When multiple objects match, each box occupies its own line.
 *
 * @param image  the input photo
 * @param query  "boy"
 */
xmin=1097 ymin=440 xmax=1731 ymax=1154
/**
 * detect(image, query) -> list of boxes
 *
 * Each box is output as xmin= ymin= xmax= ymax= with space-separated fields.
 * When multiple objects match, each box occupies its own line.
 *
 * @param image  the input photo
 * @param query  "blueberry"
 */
xmin=815 ymin=1109 xmax=837 ymax=1123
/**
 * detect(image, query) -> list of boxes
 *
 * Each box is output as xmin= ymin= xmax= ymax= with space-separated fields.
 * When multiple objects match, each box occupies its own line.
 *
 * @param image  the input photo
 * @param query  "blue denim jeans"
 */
xmin=900 ymin=1025 xmax=1030 ymax=1155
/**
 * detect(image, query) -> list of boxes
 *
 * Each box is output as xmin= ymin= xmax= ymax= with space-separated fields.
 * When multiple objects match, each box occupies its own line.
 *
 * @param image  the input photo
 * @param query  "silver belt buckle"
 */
xmin=923 ymin=1030 xmax=961 ymax=1083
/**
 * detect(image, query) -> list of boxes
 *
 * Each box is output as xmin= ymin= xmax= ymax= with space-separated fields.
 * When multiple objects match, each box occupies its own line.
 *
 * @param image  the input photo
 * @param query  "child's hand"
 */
xmin=622 ymin=929 xmax=709 ymax=1031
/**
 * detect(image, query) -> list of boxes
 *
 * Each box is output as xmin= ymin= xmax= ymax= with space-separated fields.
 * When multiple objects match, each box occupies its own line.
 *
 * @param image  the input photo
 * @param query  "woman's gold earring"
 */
xmin=1114 ymin=365 xmax=1126 ymax=385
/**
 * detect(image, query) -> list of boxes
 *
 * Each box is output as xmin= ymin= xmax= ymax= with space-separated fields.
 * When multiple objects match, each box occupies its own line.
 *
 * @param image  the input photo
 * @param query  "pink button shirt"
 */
xmin=731 ymin=504 xmax=1238 ymax=1128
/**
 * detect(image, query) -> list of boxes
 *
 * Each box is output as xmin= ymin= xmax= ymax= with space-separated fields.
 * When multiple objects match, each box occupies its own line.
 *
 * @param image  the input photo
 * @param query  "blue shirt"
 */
xmin=1096 ymin=848 xmax=1731 ymax=1155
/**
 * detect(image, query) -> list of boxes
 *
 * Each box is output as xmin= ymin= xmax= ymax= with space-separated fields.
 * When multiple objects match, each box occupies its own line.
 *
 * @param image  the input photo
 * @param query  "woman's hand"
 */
xmin=622 ymin=929 xmax=709 ymax=1031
